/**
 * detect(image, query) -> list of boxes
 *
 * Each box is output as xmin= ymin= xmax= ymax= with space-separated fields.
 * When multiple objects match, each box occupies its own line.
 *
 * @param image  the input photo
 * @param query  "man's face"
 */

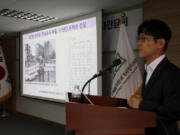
xmin=137 ymin=33 xmax=159 ymax=59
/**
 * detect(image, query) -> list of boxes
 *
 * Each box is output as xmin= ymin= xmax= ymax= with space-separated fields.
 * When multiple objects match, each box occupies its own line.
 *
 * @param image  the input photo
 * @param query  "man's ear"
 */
xmin=157 ymin=38 xmax=166 ymax=50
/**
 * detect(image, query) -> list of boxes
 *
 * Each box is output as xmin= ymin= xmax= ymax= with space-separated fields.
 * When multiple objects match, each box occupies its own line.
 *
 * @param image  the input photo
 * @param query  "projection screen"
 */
xmin=20 ymin=11 xmax=102 ymax=103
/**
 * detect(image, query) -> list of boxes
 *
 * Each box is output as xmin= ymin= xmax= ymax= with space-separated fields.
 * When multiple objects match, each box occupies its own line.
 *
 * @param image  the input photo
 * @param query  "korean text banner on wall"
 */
xmin=103 ymin=7 xmax=143 ymax=51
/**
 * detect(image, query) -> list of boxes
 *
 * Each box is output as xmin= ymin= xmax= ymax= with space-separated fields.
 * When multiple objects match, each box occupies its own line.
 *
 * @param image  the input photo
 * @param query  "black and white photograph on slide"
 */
xmin=25 ymin=39 xmax=56 ymax=83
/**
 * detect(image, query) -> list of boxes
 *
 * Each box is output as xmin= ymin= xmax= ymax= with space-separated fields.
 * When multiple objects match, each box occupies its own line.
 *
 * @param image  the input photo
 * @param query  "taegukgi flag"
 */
xmin=111 ymin=24 xmax=142 ymax=99
xmin=0 ymin=44 xmax=12 ymax=103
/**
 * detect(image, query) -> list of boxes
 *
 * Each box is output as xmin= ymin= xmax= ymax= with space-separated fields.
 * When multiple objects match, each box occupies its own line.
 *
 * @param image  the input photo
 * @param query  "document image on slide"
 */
xmin=24 ymin=39 xmax=56 ymax=83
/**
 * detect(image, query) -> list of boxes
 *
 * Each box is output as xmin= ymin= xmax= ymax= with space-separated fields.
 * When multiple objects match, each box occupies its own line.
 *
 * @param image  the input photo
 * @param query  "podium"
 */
xmin=66 ymin=94 xmax=156 ymax=135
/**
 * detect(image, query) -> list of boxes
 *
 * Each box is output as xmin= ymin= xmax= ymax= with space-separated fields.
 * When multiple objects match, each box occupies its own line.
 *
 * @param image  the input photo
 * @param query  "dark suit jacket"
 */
xmin=139 ymin=57 xmax=180 ymax=135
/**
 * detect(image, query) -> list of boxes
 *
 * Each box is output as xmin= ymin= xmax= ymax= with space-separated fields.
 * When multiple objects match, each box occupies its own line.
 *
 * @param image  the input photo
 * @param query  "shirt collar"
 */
xmin=145 ymin=54 xmax=166 ymax=72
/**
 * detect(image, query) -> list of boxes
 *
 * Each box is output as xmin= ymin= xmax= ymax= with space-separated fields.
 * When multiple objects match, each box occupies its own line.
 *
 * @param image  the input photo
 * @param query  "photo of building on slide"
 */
xmin=25 ymin=40 xmax=56 ymax=83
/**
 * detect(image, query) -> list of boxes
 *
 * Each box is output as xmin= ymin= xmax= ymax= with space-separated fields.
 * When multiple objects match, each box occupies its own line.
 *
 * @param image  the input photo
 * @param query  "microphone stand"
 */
xmin=80 ymin=74 xmax=98 ymax=105
xmin=81 ymin=70 xmax=109 ymax=93
xmin=81 ymin=75 xmax=96 ymax=93
xmin=88 ymin=81 xmax=90 ymax=95
xmin=81 ymin=58 xmax=121 ymax=103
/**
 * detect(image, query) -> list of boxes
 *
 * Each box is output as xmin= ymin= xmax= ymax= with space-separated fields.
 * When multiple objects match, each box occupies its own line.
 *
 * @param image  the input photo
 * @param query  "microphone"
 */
xmin=81 ymin=59 xmax=121 ymax=93
xmin=93 ymin=58 xmax=121 ymax=78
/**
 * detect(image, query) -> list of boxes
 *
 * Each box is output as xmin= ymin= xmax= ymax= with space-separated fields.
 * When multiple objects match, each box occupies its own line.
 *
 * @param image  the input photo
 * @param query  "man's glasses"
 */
xmin=136 ymin=35 xmax=159 ymax=42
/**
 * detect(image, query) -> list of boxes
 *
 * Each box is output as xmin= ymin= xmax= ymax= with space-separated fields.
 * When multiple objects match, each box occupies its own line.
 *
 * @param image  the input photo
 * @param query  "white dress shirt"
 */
xmin=144 ymin=54 xmax=166 ymax=85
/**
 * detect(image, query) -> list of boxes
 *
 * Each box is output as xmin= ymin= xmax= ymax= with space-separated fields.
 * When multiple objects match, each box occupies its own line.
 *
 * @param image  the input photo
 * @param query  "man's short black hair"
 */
xmin=138 ymin=19 xmax=172 ymax=51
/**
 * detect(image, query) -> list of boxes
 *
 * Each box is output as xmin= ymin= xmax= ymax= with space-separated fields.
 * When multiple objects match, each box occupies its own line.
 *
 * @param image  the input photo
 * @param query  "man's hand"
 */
xmin=128 ymin=95 xmax=143 ymax=109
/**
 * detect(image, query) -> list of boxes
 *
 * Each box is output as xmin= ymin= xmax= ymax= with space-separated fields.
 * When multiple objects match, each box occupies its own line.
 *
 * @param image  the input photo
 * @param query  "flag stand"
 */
xmin=1 ymin=101 xmax=8 ymax=117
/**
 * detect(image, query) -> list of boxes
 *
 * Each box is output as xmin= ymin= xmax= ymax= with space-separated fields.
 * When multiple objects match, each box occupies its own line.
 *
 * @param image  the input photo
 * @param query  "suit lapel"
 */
xmin=142 ymin=57 xmax=169 ymax=97
xmin=142 ymin=71 xmax=147 ymax=96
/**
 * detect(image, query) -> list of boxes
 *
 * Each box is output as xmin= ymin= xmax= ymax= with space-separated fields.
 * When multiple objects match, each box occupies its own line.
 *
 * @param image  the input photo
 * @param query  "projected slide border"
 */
xmin=20 ymin=11 xmax=102 ymax=103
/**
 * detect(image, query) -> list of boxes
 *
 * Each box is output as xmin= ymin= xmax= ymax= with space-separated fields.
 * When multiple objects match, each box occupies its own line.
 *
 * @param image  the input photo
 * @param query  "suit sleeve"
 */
xmin=139 ymin=70 xmax=180 ymax=121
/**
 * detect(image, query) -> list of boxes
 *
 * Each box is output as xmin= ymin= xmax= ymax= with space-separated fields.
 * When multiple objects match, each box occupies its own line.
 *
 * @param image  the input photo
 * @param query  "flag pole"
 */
xmin=118 ymin=13 xmax=126 ymax=30
xmin=1 ymin=100 xmax=8 ymax=117
xmin=0 ymin=91 xmax=12 ymax=117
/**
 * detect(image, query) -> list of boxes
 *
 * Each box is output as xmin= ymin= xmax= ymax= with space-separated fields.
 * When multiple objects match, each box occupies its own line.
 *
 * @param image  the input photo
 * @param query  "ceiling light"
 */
xmin=0 ymin=8 xmax=57 ymax=23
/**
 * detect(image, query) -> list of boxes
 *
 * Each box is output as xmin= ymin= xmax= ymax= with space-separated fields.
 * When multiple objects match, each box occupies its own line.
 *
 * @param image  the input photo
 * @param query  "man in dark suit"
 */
xmin=128 ymin=19 xmax=180 ymax=135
